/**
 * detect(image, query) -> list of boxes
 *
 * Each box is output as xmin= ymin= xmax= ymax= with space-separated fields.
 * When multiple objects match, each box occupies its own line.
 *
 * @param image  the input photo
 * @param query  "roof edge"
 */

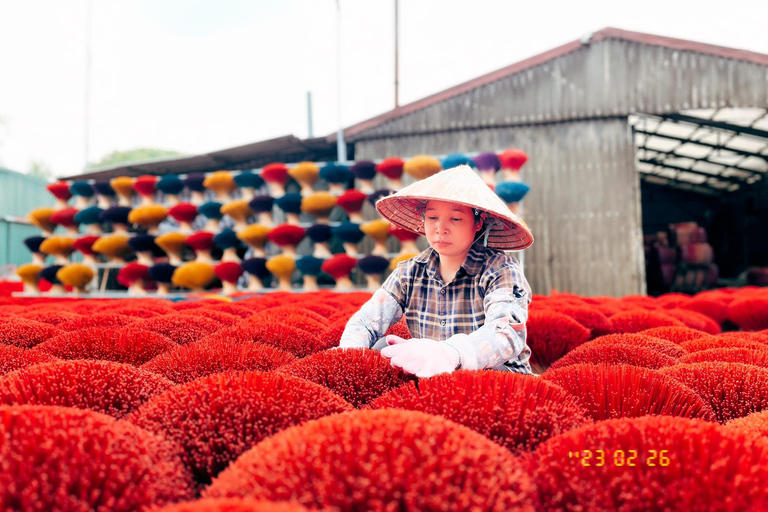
xmin=337 ymin=27 xmax=768 ymax=141
xmin=64 ymin=134 xmax=308 ymax=180
xmin=337 ymin=37 xmax=585 ymax=140
xmin=593 ymin=27 xmax=768 ymax=67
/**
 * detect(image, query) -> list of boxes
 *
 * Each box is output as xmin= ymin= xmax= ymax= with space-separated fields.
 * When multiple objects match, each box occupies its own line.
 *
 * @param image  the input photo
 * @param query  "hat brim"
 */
xmin=376 ymin=194 xmax=533 ymax=251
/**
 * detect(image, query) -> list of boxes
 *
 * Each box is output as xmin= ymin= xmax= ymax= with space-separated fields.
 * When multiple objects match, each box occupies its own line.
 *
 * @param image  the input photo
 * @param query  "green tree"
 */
xmin=27 ymin=160 xmax=54 ymax=181
xmin=90 ymin=148 xmax=185 ymax=169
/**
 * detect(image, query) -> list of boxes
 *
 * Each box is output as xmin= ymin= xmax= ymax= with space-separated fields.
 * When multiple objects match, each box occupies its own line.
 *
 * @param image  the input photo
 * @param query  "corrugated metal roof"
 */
xmin=631 ymin=108 xmax=768 ymax=196
xmin=65 ymin=135 xmax=338 ymax=180
xmin=333 ymin=27 xmax=768 ymax=141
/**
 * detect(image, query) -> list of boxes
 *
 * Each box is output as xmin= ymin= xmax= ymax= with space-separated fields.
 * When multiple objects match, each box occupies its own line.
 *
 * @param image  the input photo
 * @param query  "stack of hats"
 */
xmin=496 ymin=149 xmax=531 ymax=215
xmin=17 ymin=148 xmax=532 ymax=295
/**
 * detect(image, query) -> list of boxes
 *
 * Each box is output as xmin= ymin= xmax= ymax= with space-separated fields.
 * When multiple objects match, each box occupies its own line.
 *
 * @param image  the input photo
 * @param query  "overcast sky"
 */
xmin=1 ymin=0 xmax=766 ymax=177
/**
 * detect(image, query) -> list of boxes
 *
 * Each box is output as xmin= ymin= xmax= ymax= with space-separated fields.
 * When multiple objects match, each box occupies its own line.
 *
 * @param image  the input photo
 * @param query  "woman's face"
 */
xmin=423 ymin=200 xmax=482 ymax=259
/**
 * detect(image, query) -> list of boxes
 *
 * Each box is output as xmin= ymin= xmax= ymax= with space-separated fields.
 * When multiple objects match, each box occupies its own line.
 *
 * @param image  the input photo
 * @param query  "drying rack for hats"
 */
xmin=15 ymin=149 xmax=531 ymax=297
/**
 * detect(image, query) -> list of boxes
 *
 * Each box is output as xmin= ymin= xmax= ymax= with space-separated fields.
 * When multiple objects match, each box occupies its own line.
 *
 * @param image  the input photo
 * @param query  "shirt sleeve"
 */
xmin=444 ymin=265 xmax=531 ymax=372
xmin=339 ymin=288 xmax=405 ymax=349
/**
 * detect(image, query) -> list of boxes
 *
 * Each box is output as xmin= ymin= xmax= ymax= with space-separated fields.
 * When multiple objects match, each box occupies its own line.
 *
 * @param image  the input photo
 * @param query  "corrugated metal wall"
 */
xmin=0 ymin=169 xmax=53 ymax=267
xmin=0 ymin=169 xmax=52 ymax=217
xmin=355 ymin=118 xmax=645 ymax=297
xmin=0 ymin=222 xmax=47 ymax=267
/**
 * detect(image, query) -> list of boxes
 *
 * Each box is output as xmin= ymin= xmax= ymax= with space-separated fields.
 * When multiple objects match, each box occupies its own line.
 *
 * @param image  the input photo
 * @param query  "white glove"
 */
xmin=334 ymin=337 xmax=388 ymax=351
xmin=380 ymin=335 xmax=461 ymax=378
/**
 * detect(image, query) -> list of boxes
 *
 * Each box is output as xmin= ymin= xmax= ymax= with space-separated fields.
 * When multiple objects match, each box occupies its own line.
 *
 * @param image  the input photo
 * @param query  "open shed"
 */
xmin=338 ymin=27 xmax=768 ymax=296
xmin=65 ymin=27 xmax=768 ymax=296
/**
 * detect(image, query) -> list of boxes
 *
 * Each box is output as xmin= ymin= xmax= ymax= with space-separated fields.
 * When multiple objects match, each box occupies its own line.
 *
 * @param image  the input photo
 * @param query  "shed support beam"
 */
xmin=639 ymin=149 xmax=764 ymax=178
xmin=638 ymin=158 xmax=746 ymax=185
xmin=660 ymin=113 xmax=768 ymax=140
xmin=633 ymin=128 xmax=768 ymax=163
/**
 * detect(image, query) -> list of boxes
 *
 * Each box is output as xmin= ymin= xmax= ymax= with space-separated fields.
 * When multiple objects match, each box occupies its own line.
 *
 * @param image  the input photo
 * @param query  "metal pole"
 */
xmin=307 ymin=91 xmax=313 ymax=138
xmin=394 ymin=0 xmax=399 ymax=108
xmin=83 ymin=0 xmax=93 ymax=173
xmin=519 ymin=199 xmax=525 ymax=269
xmin=3 ymin=221 xmax=10 ymax=266
xmin=335 ymin=0 xmax=346 ymax=163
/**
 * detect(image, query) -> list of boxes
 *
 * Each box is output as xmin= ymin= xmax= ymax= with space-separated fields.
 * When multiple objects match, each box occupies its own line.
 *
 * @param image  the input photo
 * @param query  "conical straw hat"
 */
xmin=375 ymin=164 xmax=533 ymax=250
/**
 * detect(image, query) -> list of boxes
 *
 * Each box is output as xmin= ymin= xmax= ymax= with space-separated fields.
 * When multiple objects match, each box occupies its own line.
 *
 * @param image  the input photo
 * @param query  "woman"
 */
xmin=339 ymin=164 xmax=534 ymax=378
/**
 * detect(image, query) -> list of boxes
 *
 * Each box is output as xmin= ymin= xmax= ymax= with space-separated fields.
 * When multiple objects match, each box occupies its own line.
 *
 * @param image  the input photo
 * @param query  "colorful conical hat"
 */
xmin=375 ymin=164 xmax=533 ymax=250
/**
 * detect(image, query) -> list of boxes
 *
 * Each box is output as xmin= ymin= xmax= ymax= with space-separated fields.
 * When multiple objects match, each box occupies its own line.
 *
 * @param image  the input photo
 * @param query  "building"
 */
xmin=67 ymin=27 xmax=768 ymax=296
xmin=0 ymin=167 xmax=54 ymax=267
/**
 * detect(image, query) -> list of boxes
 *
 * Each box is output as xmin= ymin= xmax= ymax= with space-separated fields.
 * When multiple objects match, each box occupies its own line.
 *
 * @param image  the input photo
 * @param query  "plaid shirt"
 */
xmin=340 ymin=240 xmax=532 ymax=374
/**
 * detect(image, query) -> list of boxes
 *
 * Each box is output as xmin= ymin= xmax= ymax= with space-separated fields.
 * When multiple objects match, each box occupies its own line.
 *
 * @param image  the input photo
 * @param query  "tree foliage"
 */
xmin=91 ymin=148 xmax=184 ymax=169
xmin=27 ymin=160 xmax=54 ymax=181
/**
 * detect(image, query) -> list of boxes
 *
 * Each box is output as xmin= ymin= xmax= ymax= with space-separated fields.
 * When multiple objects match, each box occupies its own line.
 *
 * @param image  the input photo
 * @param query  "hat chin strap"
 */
xmin=477 ymin=219 xmax=503 ymax=247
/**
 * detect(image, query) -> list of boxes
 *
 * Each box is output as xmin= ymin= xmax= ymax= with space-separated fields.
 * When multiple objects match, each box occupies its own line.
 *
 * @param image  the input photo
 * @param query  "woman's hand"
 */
xmin=380 ymin=335 xmax=461 ymax=378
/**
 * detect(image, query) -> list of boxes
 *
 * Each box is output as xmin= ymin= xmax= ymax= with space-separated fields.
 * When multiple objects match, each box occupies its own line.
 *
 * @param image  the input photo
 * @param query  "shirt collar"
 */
xmin=461 ymin=241 xmax=489 ymax=276
xmin=413 ymin=240 xmax=488 ymax=277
